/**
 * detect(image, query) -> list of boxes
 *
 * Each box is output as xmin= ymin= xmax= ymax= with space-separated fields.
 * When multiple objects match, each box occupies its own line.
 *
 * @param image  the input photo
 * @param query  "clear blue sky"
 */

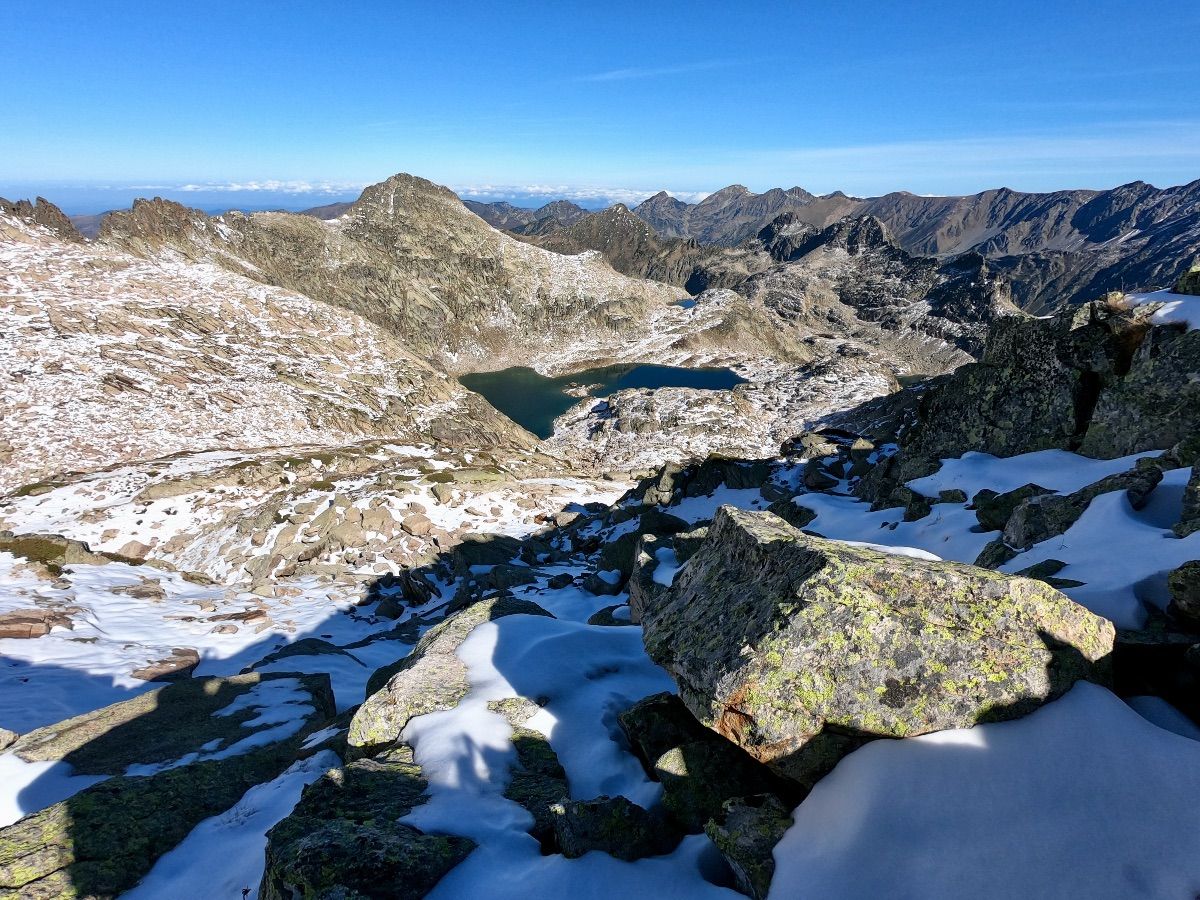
xmin=3 ymin=0 xmax=1199 ymax=212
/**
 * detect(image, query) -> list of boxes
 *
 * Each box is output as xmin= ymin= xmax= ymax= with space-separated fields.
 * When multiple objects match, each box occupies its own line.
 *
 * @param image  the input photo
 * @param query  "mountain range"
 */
xmin=467 ymin=179 xmax=1200 ymax=311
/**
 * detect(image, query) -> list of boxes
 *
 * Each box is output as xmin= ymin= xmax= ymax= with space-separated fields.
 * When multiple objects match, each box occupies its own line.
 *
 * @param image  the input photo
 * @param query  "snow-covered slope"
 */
xmin=0 ymin=209 xmax=529 ymax=492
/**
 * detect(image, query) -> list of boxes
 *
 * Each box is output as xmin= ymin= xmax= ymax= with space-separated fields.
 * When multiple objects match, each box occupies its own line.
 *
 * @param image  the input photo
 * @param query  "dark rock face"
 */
xmin=259 ymin=746 xmax=474 ymax=900
xmin=859 ymin=298 xmax=1199 ymax=511
xmin=705 ymin=795 xmax=794 ymax=900
xmin=550 ymin=796 xmax=681 ymax=861
xmin=1168 ymin=561 xmax=1200 ymax=629
xmin=1176 ymin=260 xmax=1200 ymax=295
xmin=641 ymin=507 xmax=1114 ymax=791
xmin=1177 ymin=466 xmax=1200 ymax=538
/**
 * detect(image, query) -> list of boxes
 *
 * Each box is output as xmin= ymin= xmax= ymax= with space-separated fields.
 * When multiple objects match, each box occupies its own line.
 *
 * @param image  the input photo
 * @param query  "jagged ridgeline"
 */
xmin=0 ymin=178 xmax=1199 ymax=899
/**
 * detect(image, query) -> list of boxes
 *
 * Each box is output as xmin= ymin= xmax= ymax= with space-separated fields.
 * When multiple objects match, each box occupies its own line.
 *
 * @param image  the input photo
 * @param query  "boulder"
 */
xmin=348 ymin=597 xmax=552 ymax=756
xmin=503 ymin=726 xmax=568 ymax=846
xmin=260 ymin=745 xmax=474 ymax=900
xmin=550 ymin=796 xmax=681 ymax=862
xmin=704 ymin=794 xmax=794 ymax=900
xmin=1168 ymin=561 xmax=1200 ymax=629
xmin=653 ymin=742 xmax=781 ymax=833
xmin=972 ymin=484 xmax=1054 ymax=532
xmin=642 ymin=507 xmax=1114 ymax=791
xmin=131 ymin=647 xmax=200 ymax=682
xmin=0 ymin=729 xmax=16 ymax=752
xmin=1174 ymin=258 xmax=1200 ymax=296
xmin=996 ymin=463 xmax=1162 ymax=553
xmin=1176 ymin=466 xmax=1200 ymax=538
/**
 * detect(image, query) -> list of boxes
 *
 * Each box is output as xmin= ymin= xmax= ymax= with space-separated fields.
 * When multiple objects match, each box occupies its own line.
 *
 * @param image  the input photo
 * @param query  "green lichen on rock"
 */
xmin=1 ymin=730 xmax=328 ymax=900
xmin=1176 ymin=466 xmax=1200 ymax=538
xmin=1174 ymin=258 xmax=1200 ymax=296
xmin=503 ymin=726 xmax=568 ymax=845
xmin=10 ymin=672 xmax=335 ymax=775
xmin=348 ymin=596 xmax=552 ymax=756
xmin=259 ymin=745 xmax=474 ymax=900
xmin=704 ymin=794 xmax=794 ymax=900
xmin=550 ymin=796 xmax=681 ymax=862
xmin=642 ymin=507 xmax=1114 ymax=790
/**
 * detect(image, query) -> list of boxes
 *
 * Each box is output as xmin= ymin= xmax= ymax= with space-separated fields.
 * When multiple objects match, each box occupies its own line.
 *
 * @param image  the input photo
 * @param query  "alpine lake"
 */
xmin=459 ymin=364 xmax=748 ymax=438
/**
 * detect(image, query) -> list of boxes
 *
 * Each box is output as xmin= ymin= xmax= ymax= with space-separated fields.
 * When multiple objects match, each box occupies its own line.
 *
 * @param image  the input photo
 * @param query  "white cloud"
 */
xmin=173 ymin=180 xmax=369 ymax=195
xmin=577 ymin=61 xmax=736 ymax=83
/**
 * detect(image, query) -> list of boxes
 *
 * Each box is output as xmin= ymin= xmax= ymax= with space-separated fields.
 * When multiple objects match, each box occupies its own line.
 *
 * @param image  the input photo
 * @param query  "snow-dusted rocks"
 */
xmin=0 ymin=207 xmax=530 ymax=493
xmin=0 ymin=674 xmax=336 ymax=899
xmin=642 ymin=506 xmax=1115 ymax=791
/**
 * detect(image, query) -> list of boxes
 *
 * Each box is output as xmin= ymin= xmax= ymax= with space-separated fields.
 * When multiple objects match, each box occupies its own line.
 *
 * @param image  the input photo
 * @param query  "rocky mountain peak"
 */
xmin=810 ymin=214 xmax=897 ymax=255
xmin=0 ymin=196 xmax=83 ymax=242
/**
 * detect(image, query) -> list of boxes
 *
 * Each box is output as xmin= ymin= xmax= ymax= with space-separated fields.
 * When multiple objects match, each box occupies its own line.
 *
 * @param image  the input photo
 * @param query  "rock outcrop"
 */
xmin=259 ymin=745 xmax=474 ymax=900
xmin=347 ymin=597 xmax=552 ymax=757
xmin=642 ymin=507 xmax=1114 ymax=790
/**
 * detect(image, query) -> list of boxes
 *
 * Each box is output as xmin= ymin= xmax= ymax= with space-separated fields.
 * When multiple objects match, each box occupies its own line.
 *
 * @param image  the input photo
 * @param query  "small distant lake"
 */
xmin=460 ymin=364 xmax=748 ymax=438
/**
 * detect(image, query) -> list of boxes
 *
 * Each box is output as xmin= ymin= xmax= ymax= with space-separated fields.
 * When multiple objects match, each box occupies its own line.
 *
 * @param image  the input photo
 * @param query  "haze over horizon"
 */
xmin=4 ymin=0 xmax=1200 ymax=214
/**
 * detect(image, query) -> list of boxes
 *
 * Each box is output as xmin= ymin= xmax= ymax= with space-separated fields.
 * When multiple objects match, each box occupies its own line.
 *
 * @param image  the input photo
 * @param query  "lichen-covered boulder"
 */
xmin=653 ymin=741 xmax=781 ymax=833
xmin=1176 ymin=466 xmax=1200 ymax=538
xmin=1168 ymin=561 xmax=1200 ymax=629
xmin=991 ymin=462 xmax=1162 ymax=556
xmin=259 ymin=745 xmax=474 ymax=900
xmin=348 ymin=597 xmax=552 ymax=757
xmin=972 ymin=483 xmax=1053 ymax=532
xmin=704 ymin=794 xmax=794 ymax=900
xmin=1174 ymin=259 xmax=1200 ymax=296
xmin=642 ymin=507 xmax=1114 ymax=790
xmin=550 ymin=796 xmax=681 ymax=861
xmin=503 ymin=726 xmax=568 ymax=846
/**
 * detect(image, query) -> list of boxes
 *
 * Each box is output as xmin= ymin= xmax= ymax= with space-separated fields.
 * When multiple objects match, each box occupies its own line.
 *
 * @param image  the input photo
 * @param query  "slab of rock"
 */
xmin=991 ymin=463 xmax=1162 ymax=556
xmin=0 ymin=608 xmax=75 ymax=639
xmin=705 ymin=794 xmax=794 ymax=900
xmin=972 ymin=483 xmax=1053 ymax=532
xmin=503 ymin=726 xmax=568 ymax=846
xmin=1168 ymin=561 xmax=1200 ymax=629
xmin=131 ymin=647 xmax=200 ymax=681
xmin=642 ymin=507 xmax=1114 ymax=791
xmin=1177 ymin=466 xmax=1200 ymax=538
xmin=0 ymin=674 xmax=335 ymax=900
xmin=348 ymin=597 xmax=552 ymax=756
xmin=260 ymin=745 xmax=473 ymax=900
xmin=10 ymin=672 xmax=334 ymax=774
xmin=550 ymin=795 xmax=681 ymax=862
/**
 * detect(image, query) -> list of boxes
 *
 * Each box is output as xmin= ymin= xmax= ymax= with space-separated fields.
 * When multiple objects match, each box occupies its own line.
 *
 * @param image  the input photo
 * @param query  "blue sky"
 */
xmin=3 ymin=0 xmax=1199 ymax=212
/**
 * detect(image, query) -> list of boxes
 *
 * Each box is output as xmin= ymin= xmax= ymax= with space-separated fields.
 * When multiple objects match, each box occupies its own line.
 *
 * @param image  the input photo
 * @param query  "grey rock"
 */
xmin=642 ymin=507 xmax=1115 ymax=791
xmin=348 ymin=597 xmax=552 ymax=756
xmin=550 ymin=795 xmax=681 ymax=862
xmin=705 ymin=794 xmax=794 ymax=900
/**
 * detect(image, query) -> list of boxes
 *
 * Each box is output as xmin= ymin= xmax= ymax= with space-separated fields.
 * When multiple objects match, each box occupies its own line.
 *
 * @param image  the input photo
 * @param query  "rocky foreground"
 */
xmin=0 ymin=257 xmax=1199 ymax=898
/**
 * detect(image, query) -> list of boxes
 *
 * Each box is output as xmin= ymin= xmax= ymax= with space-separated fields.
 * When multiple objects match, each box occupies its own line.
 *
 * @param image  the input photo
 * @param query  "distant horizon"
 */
xmin=7 ymin=171 xmax=1200 ymax=219
xmin=5 ymin=2 xmax=1200 ymax=216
